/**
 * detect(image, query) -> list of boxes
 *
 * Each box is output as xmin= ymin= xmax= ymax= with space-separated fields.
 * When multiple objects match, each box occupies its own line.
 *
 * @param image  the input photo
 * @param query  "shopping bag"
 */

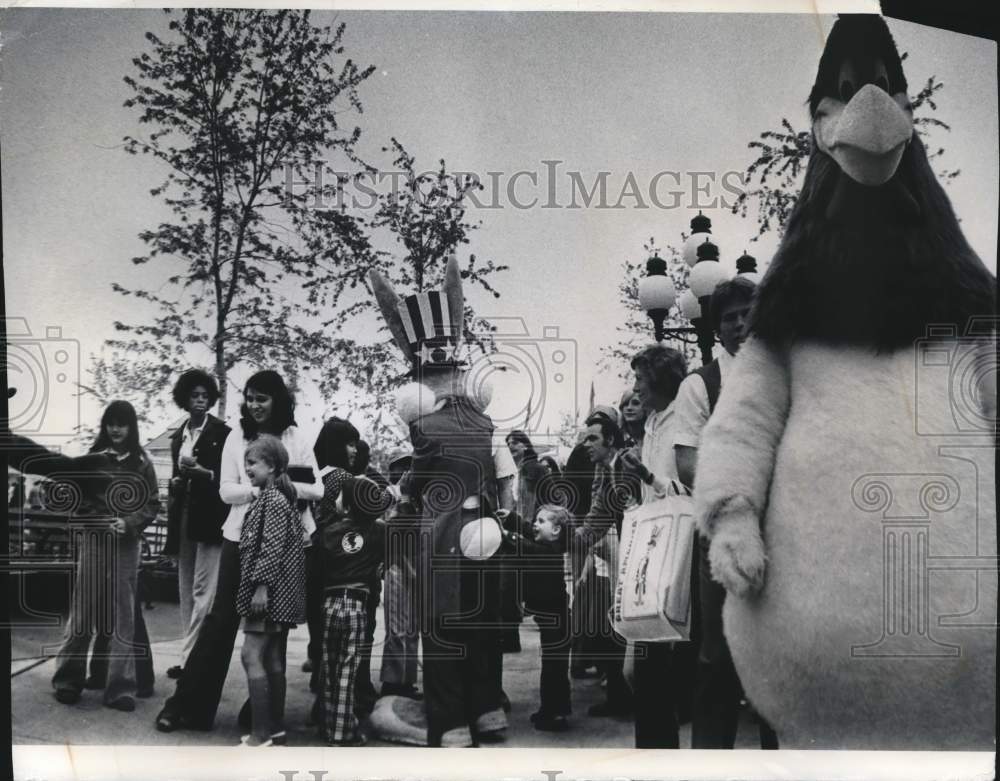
xmin=612 ymin=490 xmax=695 ymax=642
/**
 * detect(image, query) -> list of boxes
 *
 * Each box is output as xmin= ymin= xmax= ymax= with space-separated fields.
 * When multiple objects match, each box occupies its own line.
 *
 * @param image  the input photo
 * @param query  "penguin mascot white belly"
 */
xmin=694 ymin=15 xmax=996 ymax=750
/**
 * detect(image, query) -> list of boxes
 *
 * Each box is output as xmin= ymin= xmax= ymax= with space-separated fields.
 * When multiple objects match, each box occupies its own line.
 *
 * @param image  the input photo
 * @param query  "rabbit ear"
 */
xmin=443 ymin=255 xmax=464 ymax=342
xmin=369 ymin=270 xmax=417 ymax=364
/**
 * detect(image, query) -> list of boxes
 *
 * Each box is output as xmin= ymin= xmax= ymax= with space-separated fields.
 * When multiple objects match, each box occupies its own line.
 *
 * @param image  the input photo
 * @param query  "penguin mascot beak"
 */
xmin=808 ymin=14 xmax=915 ymax=188
xmin=814 ymin=84 xmax=913 ymax=186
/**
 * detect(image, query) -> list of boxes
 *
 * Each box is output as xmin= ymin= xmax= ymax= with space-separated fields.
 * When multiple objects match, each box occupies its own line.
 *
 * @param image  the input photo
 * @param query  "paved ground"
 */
xmin=11 ymin=598 xmax=765 ymax=749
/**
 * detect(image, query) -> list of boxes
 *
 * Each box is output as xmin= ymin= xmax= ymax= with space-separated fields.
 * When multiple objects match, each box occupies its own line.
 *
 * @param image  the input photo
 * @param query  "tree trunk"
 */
xmin=215 ymin=331 xmax=227 ymax=420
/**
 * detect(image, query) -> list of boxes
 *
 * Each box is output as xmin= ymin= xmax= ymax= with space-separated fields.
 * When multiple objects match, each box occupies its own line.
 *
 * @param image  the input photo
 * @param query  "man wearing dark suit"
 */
xmin=573 ymin=410 xmax=639 ymax=718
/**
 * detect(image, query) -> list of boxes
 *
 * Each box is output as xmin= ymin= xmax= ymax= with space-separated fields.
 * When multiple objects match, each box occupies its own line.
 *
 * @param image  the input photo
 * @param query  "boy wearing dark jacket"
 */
xmin=504 ymin=503 xmax=572 ymax=731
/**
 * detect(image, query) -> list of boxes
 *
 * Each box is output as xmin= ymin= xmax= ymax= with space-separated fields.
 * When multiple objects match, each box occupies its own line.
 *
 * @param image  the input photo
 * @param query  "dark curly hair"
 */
xmin=239 ymin=370 xmax=296 ymax=438
xmin=171 ymin=369 xmax=220 ymax=411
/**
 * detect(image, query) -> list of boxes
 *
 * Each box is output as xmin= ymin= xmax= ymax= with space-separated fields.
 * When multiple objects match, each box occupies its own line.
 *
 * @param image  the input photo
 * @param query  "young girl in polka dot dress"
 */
xmin=236 ymin=435 xmax=307 ymax=747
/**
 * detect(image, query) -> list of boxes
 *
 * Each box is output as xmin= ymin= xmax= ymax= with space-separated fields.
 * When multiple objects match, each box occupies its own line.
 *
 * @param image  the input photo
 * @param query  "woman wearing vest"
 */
xmin=161 ymin=369 xmax=231 ymax=679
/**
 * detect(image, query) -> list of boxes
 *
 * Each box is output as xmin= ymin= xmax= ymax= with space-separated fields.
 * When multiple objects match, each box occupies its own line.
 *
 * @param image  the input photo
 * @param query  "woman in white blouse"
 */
xmin=218 ymin=375 xmax=322 ymax=545
xmin=155 ymin=370 xmax=321 ymax=735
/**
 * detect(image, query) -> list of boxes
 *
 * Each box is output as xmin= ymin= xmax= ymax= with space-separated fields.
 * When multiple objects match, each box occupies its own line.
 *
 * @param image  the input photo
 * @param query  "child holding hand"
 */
xmin=505 ymin=504 xmax=573 ymax=732
xmin=237 ymin=435 xmax=307 ymax=747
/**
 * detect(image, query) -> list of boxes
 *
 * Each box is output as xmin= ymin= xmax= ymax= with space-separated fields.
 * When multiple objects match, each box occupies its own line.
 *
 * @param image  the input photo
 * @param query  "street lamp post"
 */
xmin=636 ymin=255 xmax=676 ymax=343
xmin=736 ymin=249 xmax=761 ymax=284
xmin=638 ymin=212 xmax=726 ymax=366
xmin=687 ymin=236 xmax=727 ymax=365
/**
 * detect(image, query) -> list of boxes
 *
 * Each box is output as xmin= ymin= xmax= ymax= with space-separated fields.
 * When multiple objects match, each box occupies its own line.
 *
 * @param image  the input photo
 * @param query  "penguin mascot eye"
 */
xmin=837 ymin=61 xmax=856 ymax=102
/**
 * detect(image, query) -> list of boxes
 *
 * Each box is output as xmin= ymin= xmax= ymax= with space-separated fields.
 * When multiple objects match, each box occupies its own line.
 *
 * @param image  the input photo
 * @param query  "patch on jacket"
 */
xmin=341 ymin=531 xmax=364 ymax=554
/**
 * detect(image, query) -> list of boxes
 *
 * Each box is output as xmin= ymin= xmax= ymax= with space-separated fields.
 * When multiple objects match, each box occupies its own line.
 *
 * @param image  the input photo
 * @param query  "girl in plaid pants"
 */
xmin=319 ymin=475 xmax=392 ymax=745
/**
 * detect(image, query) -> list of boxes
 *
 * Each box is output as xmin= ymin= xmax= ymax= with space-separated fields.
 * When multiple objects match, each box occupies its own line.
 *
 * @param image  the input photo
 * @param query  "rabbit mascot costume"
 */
xmin=369 ymin=257 xmax=507 ymax=748
xmin=694 ymin=15 xmax=996 ymax=749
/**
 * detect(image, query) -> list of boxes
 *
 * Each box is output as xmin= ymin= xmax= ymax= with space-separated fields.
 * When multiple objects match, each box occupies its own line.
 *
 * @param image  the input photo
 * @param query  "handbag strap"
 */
xmin=665 ymin=479 xmax=692 ymax=498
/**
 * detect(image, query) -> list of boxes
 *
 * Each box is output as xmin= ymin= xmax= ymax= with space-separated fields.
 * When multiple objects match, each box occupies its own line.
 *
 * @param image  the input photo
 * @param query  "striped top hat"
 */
xmin=398 ymin=289 xmax=463 ymax=367
xmin=369 ymin=255 xmax=468 ymax=370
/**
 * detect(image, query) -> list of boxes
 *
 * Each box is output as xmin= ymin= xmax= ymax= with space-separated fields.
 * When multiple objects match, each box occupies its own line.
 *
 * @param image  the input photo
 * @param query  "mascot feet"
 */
xmin=474 ymin=708 xmax=508 ymax=743
xmin=368 ymin=695 xmax=428 ymax=746
xmin=708 ymin=497 xmax=767 ymax=597
xmin=441 ymin=725 xmax=475 ymax=748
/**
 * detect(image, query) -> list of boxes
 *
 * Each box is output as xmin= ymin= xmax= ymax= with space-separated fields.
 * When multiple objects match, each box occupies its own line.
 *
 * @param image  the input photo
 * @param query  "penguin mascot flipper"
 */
xmin=695 ymin=15 xmax=997 ymax=750
xmin=368 ymin=258 xmax=505 ymax=748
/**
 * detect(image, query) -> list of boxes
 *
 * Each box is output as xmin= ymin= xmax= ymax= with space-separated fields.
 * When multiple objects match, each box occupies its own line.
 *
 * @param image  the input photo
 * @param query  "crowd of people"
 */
xmin=7 ymin=274 xmax=782 ymax=749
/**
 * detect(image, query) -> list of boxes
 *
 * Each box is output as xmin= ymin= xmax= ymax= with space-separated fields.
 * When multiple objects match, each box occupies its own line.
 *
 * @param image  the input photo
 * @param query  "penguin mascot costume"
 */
xmin=368 ymin=257 xmax=507 ymax=747
xmin=694 ymin=15 xmax=996 ymax=749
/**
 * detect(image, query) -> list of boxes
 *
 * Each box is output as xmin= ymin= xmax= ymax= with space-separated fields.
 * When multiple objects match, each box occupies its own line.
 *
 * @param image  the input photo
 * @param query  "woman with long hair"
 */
xmin=537 ymin=454 xmax=562 ymax=478
xmin=535 ymin=454 xmax=570 ymax=518
xmin=7 ymin=400 xmax=160 ymax=711
xmin=161 ymin=369 xmax=231 ymax=680
xmin=618 ymin=389 xmax=647 ymax=450
xmin=155 ymin=370 xmax=322 ymax=735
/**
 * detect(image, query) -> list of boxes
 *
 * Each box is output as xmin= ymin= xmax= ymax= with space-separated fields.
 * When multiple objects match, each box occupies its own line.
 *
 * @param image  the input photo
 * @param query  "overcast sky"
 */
xmin=2 ymin=9 xmax=997 ymax=452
